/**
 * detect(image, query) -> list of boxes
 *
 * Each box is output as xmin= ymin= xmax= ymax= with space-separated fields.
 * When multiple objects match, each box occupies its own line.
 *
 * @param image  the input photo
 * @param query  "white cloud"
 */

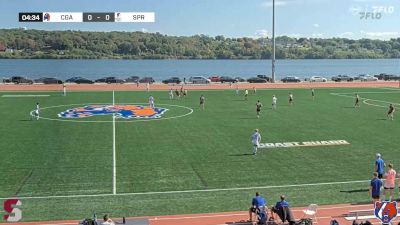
xmin=141 ymin=28 xmax=148 ymax=33
xmin=255 ymin=29 xmax=269 ymax=38
xmin=349 ymin=6 xmax=363 ymax=16
xmin=313 ymin=23 xmax=320 ymax=28
xmin=360 ymin=31 xmax=400 ymax=40
xmin=353 ymin=0 xmax=380 ymax=2
xmin=262 ymin=0 xmax=288 ymax=8
xmin=279 ymin=33 xmax=302 ymax=38
xmin=339 ymin=32 xmax=355 ymax=38
xmin=311 ymin=33 xmax=324 ymax=38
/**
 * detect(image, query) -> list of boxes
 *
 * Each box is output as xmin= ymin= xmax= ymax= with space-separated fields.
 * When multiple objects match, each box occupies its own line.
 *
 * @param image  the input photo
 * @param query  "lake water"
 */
xmin=0 ymin=59 xmax=399 ymax=81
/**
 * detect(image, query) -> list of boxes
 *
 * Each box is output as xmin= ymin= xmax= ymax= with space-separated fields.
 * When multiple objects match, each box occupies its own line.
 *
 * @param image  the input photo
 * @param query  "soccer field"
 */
xmin=0 ymin=87 xmax=399 ymax=221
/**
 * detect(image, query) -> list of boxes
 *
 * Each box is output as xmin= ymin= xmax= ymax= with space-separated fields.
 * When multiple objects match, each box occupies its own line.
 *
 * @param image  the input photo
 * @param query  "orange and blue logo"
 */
xmin=58 ymin=105 xmax=167 ymax=119
xmin=374 ymin=201 xmax=398 ymax=224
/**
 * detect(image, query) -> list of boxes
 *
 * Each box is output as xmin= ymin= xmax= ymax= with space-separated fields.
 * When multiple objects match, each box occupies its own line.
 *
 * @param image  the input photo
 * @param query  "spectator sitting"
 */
xmin=248 ymin=192 xmax=267 ymax=222
xmin=270 ymin=195 xmax=295 ymax=225
xmin=101 ymin=214 xmax=115 ymax=225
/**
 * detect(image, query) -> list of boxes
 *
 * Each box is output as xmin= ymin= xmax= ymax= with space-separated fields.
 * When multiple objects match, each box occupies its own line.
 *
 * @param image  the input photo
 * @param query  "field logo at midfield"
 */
xmin=374 ymin=201 xmax=397 ymax=224
xmin=58 ymin=105 xmax=168 ymax=119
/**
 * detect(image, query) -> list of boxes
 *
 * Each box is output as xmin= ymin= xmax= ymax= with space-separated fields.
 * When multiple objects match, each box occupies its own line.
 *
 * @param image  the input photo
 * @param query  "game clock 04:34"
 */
xmin=19 ymin=13 xmax=43 ymax=22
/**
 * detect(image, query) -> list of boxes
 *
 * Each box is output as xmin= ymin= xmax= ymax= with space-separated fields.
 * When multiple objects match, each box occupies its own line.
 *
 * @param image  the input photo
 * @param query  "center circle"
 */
xmin=31 ymin=103 xmax=194 ymax=123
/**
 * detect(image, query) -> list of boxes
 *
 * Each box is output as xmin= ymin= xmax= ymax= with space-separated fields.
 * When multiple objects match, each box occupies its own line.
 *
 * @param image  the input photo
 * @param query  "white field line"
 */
xmin=112 ymin=90 xmax=116 ymax=195
xmin=2 ymin=95 xmax=50 ymax=97
xmin=144 ymin=204 xmax=374 ymax=221
xmin=40 ymin=223 xmax=77 ymax=225
xmin=330 ymin=92 xmax=400 ymax=106
xmin=378 ymin=87 xmax=400 ymax=91
xmin=330 ymin=91 xmax=400 ymax=95
xmin=363 ymin=99 xmax=386 ymax=108
xmin=0 ymin=179 xmax=371 ymax=200
xmin=31 ymin=204 xmax=376 ymax=225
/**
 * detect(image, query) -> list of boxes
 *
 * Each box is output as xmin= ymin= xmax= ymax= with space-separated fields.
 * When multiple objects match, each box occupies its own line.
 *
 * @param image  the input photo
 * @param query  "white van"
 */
xmin=189 ymin=76 xmax=211 ymax=84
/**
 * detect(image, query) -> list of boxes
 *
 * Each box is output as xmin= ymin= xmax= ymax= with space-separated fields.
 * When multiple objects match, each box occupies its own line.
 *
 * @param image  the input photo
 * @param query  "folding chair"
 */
xmin=303 ymin=204 xmax=318 ymax=224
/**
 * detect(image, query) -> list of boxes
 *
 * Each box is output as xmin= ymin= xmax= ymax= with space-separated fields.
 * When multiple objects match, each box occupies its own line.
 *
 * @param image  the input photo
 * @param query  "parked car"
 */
xmin=281 ymin=76 xmax=301 ymax=83
xmin=354 ymin=74 xmax=370 ymax=80
xmin=384 ymin=75 xmax=400 ymax=81
xmin=125 ymin=76 xmax=140 ymax=83
xmin=257 ymin=75 xmax=272 ymax=82
xmin=189 ymin=76 xmax=211 ymax=84
xmin=219 ymin=76 xmax=238 ymax=83
xmin=66 ymin=77 xmax=82 ymax=83
xmin=162 ymin=77 xmax=181 ymax=84
xmin=360 ymin=75 xmax=378 ymax=81
xmin=235 ymin=77 xmax=246 ymax=82
xmin=374 ymin=73 xmax=400 ymax=81
xmin=4 ymin=76 xmax=33 ymax=84
xmin=209 ymin=76 xmax=221 ymax=82
xmin=247 ymin=77 xmax=268 ymax=83
xmin=34 ymin=77 xmax=63 ymax=84
xmin=309 ymin=76 xmax=327 ymax=82
xmin=139 ymin=77 xmax=155 ymax=84
xmin=95 ymin=77 xmax=125 ymax=84
xmin=331 ymin=75 xmax=354 ymax=82
xmin=66 ymin=77 xmax=94 ymax=84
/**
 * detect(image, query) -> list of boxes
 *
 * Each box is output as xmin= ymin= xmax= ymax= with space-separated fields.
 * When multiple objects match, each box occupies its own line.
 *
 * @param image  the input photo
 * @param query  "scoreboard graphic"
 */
xmin=19 ymin=12 xmax=155 ymax=22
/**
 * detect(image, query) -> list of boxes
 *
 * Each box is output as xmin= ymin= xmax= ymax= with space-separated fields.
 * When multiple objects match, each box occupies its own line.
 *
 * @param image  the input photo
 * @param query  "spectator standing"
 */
xmin=370 ymin=172 xmax=382 ymax=203
xmin=375 ymin=153 xmax=385 ymax=179
xmin=383 ymin=163 xmax=396 ymax=201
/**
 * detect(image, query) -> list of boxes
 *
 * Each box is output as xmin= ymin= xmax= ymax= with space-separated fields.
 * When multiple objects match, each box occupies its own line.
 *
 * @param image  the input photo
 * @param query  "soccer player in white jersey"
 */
xmin=148 ymin=95 xmax=155 ymax=108
xmin=32 ymin=102 xmax=40 ymax=120
xmin=251 ymin=129 xmax=261 ymax=155
xmin=62 ymin=83 xmax=66 ymax=96
xmin=311 ymin=89 xmax=315 ymax=100
xmin=289 ymin=93 xmax=293 ymax=106
xmin=272 ymin=95 xmax=277 ymax=110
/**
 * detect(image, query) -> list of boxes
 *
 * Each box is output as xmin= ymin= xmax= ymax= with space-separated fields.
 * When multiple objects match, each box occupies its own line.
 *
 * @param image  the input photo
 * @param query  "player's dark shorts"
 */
xmin=388 ymin=110 xmax=393 ymax=114
xmin=372 ymin=194 xmax=380 ymax=199
xmin=250 ymin=207 xmax=257 ymax=213
xmin=378 ymin=173 xmax=383 ymax=179
xmin=384 ymin=186 xmax=394 ymax=190
xmin=257 ymin=109 xmax=261 ymax=112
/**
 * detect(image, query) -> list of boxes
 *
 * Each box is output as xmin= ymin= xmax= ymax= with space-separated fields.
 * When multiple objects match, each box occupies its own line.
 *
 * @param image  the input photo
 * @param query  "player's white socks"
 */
xmin=253 ymin=147 xmax=257 ymax=155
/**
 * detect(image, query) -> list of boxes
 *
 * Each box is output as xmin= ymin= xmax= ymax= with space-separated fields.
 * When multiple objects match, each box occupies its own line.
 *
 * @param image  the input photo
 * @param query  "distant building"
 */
xmin=0 ymin=43 xmax=5 ymax=52
xmin=5 ymin=48 xmax=14 ymax=53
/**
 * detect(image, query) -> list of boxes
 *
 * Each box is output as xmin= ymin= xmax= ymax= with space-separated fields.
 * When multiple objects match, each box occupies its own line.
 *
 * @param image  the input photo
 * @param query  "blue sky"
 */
xmin=1 ymin=0 xmax=400 ymax=39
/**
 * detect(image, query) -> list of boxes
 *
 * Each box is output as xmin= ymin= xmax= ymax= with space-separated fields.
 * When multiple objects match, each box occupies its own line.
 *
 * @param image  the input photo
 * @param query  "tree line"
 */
xmin=0 ymin=29 xmax=399 ymax=59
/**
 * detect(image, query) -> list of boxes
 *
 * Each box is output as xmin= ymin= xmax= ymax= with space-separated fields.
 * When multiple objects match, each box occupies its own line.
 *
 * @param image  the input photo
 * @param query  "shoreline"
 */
xmin=1 ymin=81 xmax=399 ymax=91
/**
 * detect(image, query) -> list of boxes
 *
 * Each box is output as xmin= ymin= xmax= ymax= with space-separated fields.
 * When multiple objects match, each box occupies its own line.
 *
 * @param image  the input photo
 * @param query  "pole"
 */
xmin=271 ymin=0 xmax=276 ymax=83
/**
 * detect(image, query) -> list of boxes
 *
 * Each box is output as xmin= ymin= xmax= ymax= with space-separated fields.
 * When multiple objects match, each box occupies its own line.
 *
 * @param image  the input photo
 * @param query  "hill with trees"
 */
xmin=0 ymin=29 xmax=399 ymax=59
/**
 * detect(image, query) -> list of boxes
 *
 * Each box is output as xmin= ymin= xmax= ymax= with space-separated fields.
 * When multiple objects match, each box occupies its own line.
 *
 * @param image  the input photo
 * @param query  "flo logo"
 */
xmin=58 ymin=105 xmax=168 ymax=119
xmin=3 ymin=199 xmax=22 ymax=222
xmin=374 ymin=201 xmax=397 ymax=224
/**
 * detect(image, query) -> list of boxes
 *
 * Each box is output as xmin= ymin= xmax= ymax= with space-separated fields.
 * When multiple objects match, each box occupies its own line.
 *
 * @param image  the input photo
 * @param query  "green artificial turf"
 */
xmin=0 ymin=87 xmax=399 ymax=221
